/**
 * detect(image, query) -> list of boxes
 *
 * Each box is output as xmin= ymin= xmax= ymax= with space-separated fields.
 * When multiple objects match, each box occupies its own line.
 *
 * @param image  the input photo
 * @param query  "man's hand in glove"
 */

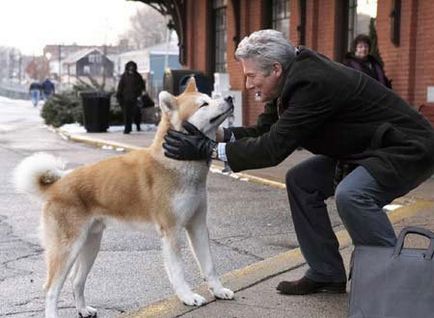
xmin=163 ymin=121 xmax=217 ymax=161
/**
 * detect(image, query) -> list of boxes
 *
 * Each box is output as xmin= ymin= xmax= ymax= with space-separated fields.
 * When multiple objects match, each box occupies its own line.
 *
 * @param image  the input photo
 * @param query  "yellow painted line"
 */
xmin=55 ymin=128 xmax=142 ymax=152
xmin=210 ymin=163 xmax=287 ymax=189
xmin=123 ymin=197 xmax=434 ymax=318
xmin=68 ymin=134 xmax=142 ymax=151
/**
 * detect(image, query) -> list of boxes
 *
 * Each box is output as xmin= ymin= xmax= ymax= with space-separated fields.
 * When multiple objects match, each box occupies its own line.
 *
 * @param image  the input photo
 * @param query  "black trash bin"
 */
xmin=81 ymin=91 xmax=111 ymax=132
xmin=163 ymin=69 xmax=213 ymax=96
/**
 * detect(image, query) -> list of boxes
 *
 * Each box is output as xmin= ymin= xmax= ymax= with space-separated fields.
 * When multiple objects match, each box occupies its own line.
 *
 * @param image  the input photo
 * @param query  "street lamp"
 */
xmin=58 ymin=45 xmax=62 ymax=83
xmin=45 ymin=52 xmax=52 ymax=78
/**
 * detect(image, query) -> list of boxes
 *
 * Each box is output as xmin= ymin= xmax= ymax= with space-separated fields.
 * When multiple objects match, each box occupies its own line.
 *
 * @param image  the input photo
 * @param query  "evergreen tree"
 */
xmin=369 ymin=17 xmax=384 ymax=66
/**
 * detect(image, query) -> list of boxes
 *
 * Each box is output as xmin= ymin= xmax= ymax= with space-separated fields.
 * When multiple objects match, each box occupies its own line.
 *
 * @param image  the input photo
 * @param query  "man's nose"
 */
xmin=245 ymin=78 xmax=254 ymax=90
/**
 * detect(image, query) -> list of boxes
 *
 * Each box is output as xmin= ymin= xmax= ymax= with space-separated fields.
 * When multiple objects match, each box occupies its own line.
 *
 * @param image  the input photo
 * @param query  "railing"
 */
xmin=0 ymin=80 xmax=28 ymax=100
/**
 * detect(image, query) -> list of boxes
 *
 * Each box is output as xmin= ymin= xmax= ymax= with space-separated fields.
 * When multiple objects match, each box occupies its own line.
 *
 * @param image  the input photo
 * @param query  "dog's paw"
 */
xmin=212 ymin=287 xmax=234 ymax=300
xmin=179 ymin=292 xmax=207 ymax=306
xmin=78 ymin=306 xmax=97 ymax=318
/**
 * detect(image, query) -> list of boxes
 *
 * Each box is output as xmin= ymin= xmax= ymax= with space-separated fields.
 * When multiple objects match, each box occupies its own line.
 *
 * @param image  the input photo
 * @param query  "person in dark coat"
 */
xmin=116 ymin=61 xmax=146 ymax=134
xmin=29 ymin=81 xmax=42 ymax=107
xmin=41 ymin=78 xmax=55 ymax=100
xmin=343 ymin=34 xmax=392 ymax=88
xmin=163 ymin=30 xmax=434 ymax=297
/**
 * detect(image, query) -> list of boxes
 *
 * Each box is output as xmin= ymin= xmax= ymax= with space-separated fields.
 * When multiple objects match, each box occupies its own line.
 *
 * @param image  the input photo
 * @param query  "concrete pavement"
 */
xmin=57 ymin=124 xmax=434 ymax=318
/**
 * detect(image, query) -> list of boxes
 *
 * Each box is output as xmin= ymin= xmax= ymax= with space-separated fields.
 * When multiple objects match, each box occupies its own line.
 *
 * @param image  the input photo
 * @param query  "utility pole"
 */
xmin=58 ymin=44 xmax=61 ymax=82
xmin=18 ymin=52 xmax=22 ymax=83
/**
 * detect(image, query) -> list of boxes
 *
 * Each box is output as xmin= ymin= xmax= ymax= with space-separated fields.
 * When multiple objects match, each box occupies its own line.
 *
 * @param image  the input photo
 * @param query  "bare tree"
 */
xmin=120 ymin=7 xmax=167 ymax=50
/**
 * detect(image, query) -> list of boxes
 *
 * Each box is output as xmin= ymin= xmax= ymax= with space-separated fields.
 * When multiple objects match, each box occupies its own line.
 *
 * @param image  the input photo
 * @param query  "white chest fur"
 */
xmin=171 ymin=161 xmax=208 ymax=226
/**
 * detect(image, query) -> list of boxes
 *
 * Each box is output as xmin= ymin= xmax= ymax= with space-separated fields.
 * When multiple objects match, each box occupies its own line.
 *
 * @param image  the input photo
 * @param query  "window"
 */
xmin=272 ymin=0 xmax=290 ymax=39
xmin=88 ymin=53 xmax=102 ymax=64
xmin=390 ymin=0 xmax=401 ymax=46
xmin=346 ymin=0 xmax=378 ymax=51
xmin=297 ymin=0 xmax=306 ymax=45
xmin=213 ymin=0 xmax=227 ymax=73
xmin=83 ymin=65 xmax=90 ymax=75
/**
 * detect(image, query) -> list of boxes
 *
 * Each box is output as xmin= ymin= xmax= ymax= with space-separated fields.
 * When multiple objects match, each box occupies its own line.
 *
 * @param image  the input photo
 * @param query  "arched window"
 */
xmin=213 ymin=0 xmax=227 ymax=72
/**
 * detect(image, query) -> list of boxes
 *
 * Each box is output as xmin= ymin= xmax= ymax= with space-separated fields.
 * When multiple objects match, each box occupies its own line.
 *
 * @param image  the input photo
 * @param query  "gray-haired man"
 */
xmin=163 ymin=29 xmax=434 ymax=295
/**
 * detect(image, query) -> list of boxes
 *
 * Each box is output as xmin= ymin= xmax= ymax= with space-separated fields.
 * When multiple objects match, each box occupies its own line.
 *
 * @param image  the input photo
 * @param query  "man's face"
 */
xmin=240 ymin=58 xmax=283 ymax=103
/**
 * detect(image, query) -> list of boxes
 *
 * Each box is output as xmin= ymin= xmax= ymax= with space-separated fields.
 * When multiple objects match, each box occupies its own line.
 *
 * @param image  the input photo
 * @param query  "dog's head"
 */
xmin=158 ymin=77 xmax=234 ymax=140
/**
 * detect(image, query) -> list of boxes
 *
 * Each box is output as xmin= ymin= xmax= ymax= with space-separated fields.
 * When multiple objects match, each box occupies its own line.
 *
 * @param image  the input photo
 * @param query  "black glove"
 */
xmin=163 ymin=121 xmax=217 ymax=161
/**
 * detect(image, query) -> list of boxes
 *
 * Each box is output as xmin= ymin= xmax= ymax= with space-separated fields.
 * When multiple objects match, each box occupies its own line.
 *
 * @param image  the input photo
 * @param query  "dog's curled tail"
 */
xmin=13 ymin=152 xmax=66 ymax=198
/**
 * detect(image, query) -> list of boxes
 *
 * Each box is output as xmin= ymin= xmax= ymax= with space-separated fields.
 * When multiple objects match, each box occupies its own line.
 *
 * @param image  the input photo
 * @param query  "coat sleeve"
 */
xmin=116 ymin=76 xmax=124 ymax=103
xmin=226 ymin=80 xmax=335 ymax=172
xmin=229 ymin=100 xmax=279 ymax=139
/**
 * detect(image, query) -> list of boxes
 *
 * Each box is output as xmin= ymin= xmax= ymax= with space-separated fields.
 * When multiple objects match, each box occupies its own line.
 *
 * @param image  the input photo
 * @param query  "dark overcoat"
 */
xmin=226 ymin=48 xmax=434 ymax=189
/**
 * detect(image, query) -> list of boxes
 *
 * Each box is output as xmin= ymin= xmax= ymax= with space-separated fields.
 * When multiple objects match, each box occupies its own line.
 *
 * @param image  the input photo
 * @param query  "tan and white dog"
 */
xmin=13 ymin=78 xmax=234 ymax=318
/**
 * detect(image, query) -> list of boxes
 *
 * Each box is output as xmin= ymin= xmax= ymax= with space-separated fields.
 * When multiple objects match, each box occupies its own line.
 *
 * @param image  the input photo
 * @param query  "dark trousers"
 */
xmin=122 ymin=100 xmax=141 ymax=133
xmin=285 ymin=155 xmax=410 ymax=282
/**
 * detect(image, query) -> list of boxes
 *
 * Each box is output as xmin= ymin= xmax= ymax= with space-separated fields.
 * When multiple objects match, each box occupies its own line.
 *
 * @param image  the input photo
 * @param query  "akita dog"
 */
xmin=13 ymin=78 xmax=235 ymax=318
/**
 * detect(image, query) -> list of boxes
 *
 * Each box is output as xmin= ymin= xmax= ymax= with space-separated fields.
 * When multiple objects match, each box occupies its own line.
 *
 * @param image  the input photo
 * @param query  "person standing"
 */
xmin=29 ymin=81 xmax=42 ymax=107
xmin=41 ymin=78 xmax=55 ymax=100
xmin=163 ymin=29 xmax=434 ymax=299
xmin=343 ymin=34 xmax=392 ymax=88
xmin=116 ymin=61 xmax=146 ymax=134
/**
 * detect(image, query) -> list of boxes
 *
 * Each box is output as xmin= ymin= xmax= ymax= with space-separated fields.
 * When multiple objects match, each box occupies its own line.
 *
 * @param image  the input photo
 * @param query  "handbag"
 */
xmin=141 ymin=92 xmax=155 ymax=108
xmin=349 ymin=226 xmax=434 ymax=318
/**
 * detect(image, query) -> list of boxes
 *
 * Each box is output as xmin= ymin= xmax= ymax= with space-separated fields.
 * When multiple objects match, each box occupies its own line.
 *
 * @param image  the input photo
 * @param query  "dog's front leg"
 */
xmin=161 ymin=231 xmax=206 ymax=306
xmin=186 ymin=206 xmax=234 ymax=300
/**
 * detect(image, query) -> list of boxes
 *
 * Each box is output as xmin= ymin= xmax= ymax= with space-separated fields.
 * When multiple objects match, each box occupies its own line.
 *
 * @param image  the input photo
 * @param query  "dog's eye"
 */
xmin=200 ymin=102 xmax=209 ymax=108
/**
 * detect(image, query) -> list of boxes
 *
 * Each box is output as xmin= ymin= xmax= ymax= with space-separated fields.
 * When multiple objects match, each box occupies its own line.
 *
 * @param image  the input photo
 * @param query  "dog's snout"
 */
xmin=224 ymin=96 xmax=234 ymax=105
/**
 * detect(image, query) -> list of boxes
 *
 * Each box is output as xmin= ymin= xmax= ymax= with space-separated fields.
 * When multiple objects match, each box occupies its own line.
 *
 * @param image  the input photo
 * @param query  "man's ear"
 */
xmin=158 ymin=91 xmax=177 ymax=114
xmin=272 ymin=63 xmax=283 ymax=77
xmin=184 ymin=76 xmax=198 ymax=93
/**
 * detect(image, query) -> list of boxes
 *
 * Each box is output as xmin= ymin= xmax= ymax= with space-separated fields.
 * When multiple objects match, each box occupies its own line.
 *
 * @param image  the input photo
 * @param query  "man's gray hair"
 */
xmin=235 ymin=29 xmax=296 ymax=75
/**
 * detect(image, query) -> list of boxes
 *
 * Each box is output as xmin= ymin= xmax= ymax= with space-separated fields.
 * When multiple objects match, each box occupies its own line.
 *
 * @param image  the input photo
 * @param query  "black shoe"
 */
xmin=123 ymin=131 xmax=130 ymax=134
xmin=276 ymin=276 xmax=346 ymax=295
xmin=136 ymin=125 xmax=141 ymax=131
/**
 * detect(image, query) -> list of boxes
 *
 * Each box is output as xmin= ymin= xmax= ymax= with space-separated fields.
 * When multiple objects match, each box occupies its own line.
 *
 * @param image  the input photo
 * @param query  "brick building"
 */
xmin=138 ymin=0 xmax=434 ymax=126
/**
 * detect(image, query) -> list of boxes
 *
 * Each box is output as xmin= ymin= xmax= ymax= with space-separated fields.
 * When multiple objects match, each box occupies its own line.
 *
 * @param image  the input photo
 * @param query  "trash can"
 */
xmin=81 ymin=91 xmax=111 ymax=132
xmin=163 ymin=69 xmax=213 ymax=96
xmin=179 ymin=72 xmax=213 ymax=96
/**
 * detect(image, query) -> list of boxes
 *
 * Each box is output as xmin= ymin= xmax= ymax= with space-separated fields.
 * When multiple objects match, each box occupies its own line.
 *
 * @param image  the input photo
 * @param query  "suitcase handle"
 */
xmin=393 ymin=226 xmax=434 ymax=259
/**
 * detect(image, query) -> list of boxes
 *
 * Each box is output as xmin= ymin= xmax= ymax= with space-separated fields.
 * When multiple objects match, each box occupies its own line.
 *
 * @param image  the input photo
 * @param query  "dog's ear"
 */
xmin=184 ymin=76 xmax=198 ymax=93
xmin=158 ymin=91 xmax=177 ymax=114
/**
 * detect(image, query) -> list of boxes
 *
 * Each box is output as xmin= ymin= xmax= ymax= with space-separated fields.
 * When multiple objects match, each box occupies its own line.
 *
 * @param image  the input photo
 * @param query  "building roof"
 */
xmin=63 ymin=48 xmax=112 ymax=65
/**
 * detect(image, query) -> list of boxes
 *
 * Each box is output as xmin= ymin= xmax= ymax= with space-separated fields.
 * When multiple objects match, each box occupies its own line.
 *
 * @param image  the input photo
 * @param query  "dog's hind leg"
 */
xmin=70 ymin=222 xmax=104 ymax=318
xmin=42 ymin=205 xmax=90 ymax=318
xmin=43 ymin=231 xmax=88 ymax=318
xmin=161 ymin=229 xmax=206 ymax=306
xmin=186 ymin=204 xmax=234 ymax=300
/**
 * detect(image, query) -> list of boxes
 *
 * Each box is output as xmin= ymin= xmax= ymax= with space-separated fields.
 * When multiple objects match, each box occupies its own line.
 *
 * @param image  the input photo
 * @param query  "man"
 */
xmin=116 ymin=61 xmax=146 ymax=134
xmin=41 ymin=78 xmax=55 ymax=100
xmin=29 ymin=81 xmax=42 ymax=107
xmin=163 ymin=30 xmax=434 ymax=295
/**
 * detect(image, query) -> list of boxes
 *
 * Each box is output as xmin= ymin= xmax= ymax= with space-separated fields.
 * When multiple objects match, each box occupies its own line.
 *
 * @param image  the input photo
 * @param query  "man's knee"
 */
xmin=334 ymin=185 xmax=356 ymax=218
xmin=285 ymin=166 xmax=303 ymax=194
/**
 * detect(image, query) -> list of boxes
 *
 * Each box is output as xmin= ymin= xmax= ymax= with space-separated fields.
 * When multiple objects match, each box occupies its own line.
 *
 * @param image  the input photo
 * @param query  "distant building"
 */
xmin=43 ymin=43 xmax=130 ymax=82
xmin=115 ymin=34 xmax=181 ymax=97
xmin=62 ymin=48 xmax=114 ymax=89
